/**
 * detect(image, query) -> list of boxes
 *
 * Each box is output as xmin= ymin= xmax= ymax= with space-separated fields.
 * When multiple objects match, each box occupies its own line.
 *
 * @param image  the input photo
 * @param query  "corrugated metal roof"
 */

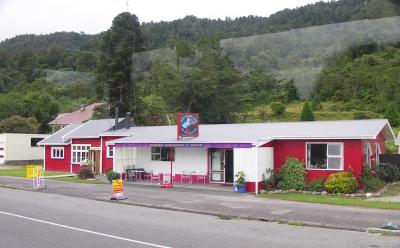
xmin=105 ymin=119 xmax=394 ymax=145
xmin=38 ymin=123 xmax=81 ymax=145
xmin=48 ymin=102 xmax=104 ymax=125
xmin=63 ymin=119 xmax=121 ymax=140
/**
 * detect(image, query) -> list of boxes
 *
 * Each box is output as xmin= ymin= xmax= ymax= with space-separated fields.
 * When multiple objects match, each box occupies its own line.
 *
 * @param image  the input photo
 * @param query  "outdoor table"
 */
xmin=126 ymin=168 xmax=145 ymax=181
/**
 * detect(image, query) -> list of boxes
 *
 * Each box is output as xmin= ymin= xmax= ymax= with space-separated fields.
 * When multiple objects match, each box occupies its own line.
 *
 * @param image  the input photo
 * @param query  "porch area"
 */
xmin=111 ymin=143 xmax=274 ymax=193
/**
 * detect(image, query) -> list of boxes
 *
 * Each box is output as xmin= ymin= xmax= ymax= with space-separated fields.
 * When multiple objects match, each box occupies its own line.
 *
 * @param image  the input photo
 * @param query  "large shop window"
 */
xmin=151 ymin=147 xmax=175 ymax=161
xmin=306 ymin=143 xmax=343 ymax=170
xmin=72 ymin=145 xmax=90 ymax=164
xmin=51 ymin=147 xmax=64 ymax=159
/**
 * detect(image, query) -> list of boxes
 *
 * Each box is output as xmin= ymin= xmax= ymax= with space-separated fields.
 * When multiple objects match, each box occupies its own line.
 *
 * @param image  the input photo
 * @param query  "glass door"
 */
xmin=210 ymin=150 xmax=225 ymax=183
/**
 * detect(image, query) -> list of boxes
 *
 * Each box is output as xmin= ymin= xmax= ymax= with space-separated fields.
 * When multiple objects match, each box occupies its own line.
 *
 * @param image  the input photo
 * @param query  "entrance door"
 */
xmin=210 ymin=149 xmax=234 ymax=183
xmin=224 ymin=150 xmax=234 ymax=183
xmin=89 ymin=150 xmax=101 ymax=173
xmin=210 ymin=149 xmax=224 ymax=182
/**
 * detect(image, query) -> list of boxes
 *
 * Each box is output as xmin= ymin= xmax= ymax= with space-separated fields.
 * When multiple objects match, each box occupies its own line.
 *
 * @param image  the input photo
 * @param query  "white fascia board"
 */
xmin=272 ymin=136 xmax=374 ymax=140
xmin=100 ymin=133 xmax=133 ymax=137
xmin=373 ymin=121 xmax=395 ymax=141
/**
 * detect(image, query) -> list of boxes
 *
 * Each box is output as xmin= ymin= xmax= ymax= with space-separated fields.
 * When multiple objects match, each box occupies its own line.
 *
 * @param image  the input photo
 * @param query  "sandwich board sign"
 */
xmin=111 ymin=179 xmax=126 ymax=200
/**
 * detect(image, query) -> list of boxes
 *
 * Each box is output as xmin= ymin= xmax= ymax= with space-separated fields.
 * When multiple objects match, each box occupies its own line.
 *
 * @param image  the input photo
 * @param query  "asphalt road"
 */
xmin=0 ymin=188 xmax=399 ymax=248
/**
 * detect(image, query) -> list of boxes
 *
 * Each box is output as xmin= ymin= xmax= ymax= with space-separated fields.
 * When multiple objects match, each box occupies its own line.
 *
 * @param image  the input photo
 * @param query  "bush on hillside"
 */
xmin=270 ymin=101 xmax=286 ymax=116
xmin=378 ymin=162 xmax=400 ymax=182
xmin=300 ymin=101 xmax=315 ymax=121
xmin=324 ymin=172 xmax=357 ymax=194
xmin=278 ymin=157 xmax=306 ymax=190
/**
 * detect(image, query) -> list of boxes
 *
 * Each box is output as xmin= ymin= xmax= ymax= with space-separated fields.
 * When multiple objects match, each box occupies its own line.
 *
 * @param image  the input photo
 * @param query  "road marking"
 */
xmin=0 ymin=211 xmax=171 ymax=248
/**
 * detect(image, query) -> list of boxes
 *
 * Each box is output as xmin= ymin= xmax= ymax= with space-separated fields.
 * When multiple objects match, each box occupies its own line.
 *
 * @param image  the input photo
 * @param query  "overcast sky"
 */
xmin=0 ymin=0 xmax=326 ymax=41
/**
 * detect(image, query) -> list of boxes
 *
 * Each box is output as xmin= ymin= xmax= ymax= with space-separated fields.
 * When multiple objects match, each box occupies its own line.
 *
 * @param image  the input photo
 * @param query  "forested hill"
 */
xmin=141 ymin=0 xmax=400 ymax=48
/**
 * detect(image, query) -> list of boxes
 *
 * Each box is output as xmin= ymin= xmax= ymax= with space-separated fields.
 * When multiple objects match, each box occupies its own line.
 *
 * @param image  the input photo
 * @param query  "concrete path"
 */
xmin=0 ymin=176 xmax=399 ymax=232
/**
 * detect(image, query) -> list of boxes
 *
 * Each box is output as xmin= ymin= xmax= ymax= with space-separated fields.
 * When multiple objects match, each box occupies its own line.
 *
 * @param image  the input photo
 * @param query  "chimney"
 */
xmin=126 ymin=112 xmax=131 ymax=129
xmin=80 ymin=104 xmax=85 ymax=111
xmin=114 ymin=107 xmax=119 ymax=130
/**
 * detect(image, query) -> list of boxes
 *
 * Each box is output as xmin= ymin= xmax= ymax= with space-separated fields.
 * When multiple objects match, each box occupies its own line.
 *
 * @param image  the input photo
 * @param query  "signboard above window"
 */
xmin=177 ymin=113 xmax=199 ymax=139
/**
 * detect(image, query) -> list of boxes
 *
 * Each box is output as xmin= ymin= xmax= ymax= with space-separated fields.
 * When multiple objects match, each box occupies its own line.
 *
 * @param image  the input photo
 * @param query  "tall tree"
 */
xmin=300 ymin=101 xmax=315 ymax=121
xmin=97 ymin=12 xmax=145 ymax=118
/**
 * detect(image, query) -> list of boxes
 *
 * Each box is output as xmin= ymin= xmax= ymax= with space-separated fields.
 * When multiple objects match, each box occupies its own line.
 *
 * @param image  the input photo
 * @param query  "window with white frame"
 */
xmin=51 ymin=147 xmax=64 ymax=159
xmin=72 ymin=145 xmax=90 ymax=164
xmin=375 ymin=143 xmax=381 ymax=165
xmin=107 ymin=146 xmax=114 ymax=158
xmin=151 ymin=147 xmax=175 ymax=161
xmin=306 ymin=143 xmax=343 ymax=170
xmin=364 ymin=143 xmax=372 ymax=166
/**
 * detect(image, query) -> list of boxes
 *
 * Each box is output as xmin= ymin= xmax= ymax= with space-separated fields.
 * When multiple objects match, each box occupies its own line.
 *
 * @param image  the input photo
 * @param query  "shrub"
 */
xmin=263 ymin=168 xmax=283 ymax=190
xmin=378 ymin=163 xmax=400 ymax=182
xmin=324 ymin=172 xmax=357 ymax=194
xmin=235 ymin=171 xmax=246 ymax=186
xmin=77 ymin=165 xmax=94 ymax=180
xmin=271 ymin=102 xmax=286 ymax=116
xmin=105 ymin=170 xmax=120 ymax=181
xmin=306 ymin=177 xmax=325 ymax=192
xmin=278 ymin=157 xmax=306 ymax=190
xmin=360 ymin=165 xmax=384 ymax=192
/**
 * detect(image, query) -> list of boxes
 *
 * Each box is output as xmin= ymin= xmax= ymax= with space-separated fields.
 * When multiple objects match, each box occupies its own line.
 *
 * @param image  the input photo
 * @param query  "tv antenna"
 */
xmin=126 ymin=0 xmax=129 ymax=11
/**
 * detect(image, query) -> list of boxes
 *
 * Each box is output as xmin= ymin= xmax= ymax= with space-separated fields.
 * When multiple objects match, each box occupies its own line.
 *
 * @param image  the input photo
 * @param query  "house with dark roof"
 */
xmin=39 ymin=118 xmax=394 ymax=193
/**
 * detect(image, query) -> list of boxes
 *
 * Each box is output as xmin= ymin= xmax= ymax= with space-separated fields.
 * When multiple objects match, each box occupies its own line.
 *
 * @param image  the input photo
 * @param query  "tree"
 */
xmin=0 ymin=115 xmax=39 ymax=133
xmin=285 ymin=79 xmax=299 ymax=102
xmin=384 ymin=104 xmax=400 ymax=127
xmin=140 ymin=94 xmax=168 ymax=126
xmin=300 ymin=101 xmax=315 ymax=121
xmin=270 ymin=101 xmax=286 ymax=116
xmin=97 ymin=12 xmax=145 ymax=117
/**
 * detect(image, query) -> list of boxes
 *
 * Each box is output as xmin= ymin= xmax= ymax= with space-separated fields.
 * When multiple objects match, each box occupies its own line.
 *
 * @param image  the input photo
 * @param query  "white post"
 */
xmin=255 ymin=144 xmax=259 ymax=195
xmin=100 ymin=136 xmax=103 ymax=174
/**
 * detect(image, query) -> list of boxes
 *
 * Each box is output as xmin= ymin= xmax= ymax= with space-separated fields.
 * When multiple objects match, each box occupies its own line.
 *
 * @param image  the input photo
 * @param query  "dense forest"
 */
xmin=0 ymin=0 xmax=399 ymax=133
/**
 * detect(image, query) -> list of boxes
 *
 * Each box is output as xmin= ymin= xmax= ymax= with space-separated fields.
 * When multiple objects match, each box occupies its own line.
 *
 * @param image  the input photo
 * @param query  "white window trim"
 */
xmin=51 ymin=147 xmax=64 ymax=159
xmin=306 ymin=142 xmax=344 ymax=171
xmin=364 ymin=143 xmax=372 ymax=167
xmin=71 ymin=144 xmax=91 ymax=164
xmin=375 ymin=143 xmax=381 ymax=165
xmin=106 ymin=146 xmax=114 ymax=158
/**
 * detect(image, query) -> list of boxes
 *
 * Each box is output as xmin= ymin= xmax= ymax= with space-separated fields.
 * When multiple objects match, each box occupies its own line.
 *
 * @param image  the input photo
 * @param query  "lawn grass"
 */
xmin=0 ymin=168 xmax=67 ymax=177
xmin=259 ymin=193 xmax=400 ymax=210
xmin=381 ymin=185 xmax=400 ymax=197
xmin=48 ymin=176 xmax=105 ymax=184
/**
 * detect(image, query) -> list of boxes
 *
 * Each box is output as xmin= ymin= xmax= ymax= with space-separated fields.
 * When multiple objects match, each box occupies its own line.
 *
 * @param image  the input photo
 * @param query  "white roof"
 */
xmin=105 ymin=119 xmax=394 ymax=146
xmin=39 ymin=119 xmax=122 ymax=145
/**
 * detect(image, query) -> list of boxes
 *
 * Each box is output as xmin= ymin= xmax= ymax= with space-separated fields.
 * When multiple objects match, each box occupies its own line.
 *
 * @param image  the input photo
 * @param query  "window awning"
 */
xmin=115 ymin=143 xmax=253 ymax=149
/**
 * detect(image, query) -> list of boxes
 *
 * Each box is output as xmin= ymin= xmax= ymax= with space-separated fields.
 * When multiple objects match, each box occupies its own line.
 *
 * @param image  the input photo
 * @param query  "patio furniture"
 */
xmin=144 ymin=170 xmax=161 ymax=184
xmin=126 ymin=168 xmax=145 ymax=181
xmin=193 ymin=171 xmax=207 ymax=184
xmin=181 ymin=171 xmax=192 ymax=184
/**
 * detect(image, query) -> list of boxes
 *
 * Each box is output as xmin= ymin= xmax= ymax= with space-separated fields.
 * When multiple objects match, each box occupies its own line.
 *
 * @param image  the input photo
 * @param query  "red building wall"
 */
xmin=70 ymin=138 xmax=101 ymax=172
xmin=273 ymin=139 xmax=364 ymax=182
xmin=101 ymin=136 xmax=122 ymax=173
xmin=45 ymin=145 xmax=71 ymax=172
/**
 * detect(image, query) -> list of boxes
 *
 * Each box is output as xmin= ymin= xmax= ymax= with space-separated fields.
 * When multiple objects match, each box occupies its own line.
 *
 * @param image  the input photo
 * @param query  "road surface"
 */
xmin=0 ymin=187 xmax=398 ymax=248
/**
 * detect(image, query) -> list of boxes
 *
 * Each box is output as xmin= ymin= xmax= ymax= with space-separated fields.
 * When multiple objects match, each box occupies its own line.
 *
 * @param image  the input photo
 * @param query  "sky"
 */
xmin=0 ymin=0 xmax=326 ymax=41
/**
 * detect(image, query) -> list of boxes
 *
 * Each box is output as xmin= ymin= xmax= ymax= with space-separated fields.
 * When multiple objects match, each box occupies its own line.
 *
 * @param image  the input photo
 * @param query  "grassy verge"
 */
xmin=48 ymin=176 xmax=105 ymax=184
xmin=0 ymin=169 xmax=66 ymax=177
xmin=259 ymin=193 xmax=400 ymax=210
xmin=381 ymin=185 xmax=400 ymax=197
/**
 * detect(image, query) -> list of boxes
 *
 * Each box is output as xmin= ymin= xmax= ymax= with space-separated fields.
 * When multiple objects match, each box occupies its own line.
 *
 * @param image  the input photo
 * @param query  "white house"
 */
xmin=0 ymin=133 xmax=48 ymax=165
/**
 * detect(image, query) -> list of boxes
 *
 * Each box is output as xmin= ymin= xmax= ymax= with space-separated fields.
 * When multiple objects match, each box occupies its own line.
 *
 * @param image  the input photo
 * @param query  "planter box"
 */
xmin=234 ymin=185 xmax=247 ymax=193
